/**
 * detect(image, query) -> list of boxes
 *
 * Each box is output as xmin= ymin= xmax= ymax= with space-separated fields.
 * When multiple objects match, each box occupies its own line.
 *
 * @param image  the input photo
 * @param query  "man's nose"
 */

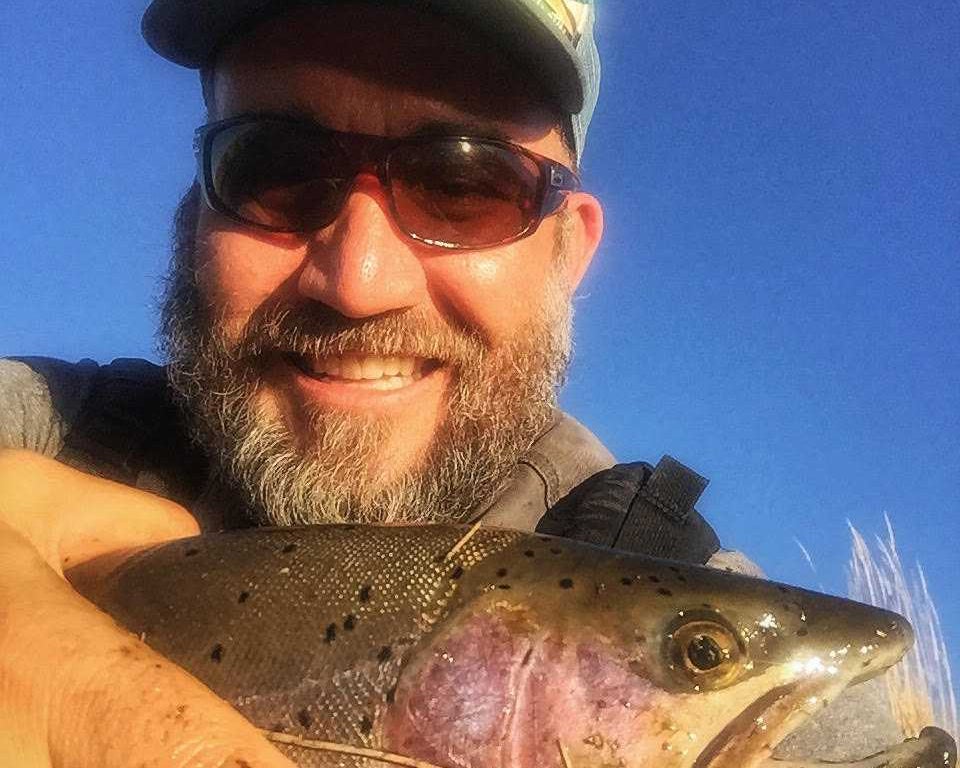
xmin=296 ymin=175 xmax=428 ymax=318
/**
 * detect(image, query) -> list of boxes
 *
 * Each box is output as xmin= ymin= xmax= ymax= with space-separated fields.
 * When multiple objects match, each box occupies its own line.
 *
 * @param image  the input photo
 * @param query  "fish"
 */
xmin=77 ymin=524 xmax=938 ymax=768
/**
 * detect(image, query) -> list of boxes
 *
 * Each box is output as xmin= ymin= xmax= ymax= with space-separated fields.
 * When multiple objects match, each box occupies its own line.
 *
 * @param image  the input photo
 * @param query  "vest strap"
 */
xmin=536 ymin=455 xmax=721 ymax=564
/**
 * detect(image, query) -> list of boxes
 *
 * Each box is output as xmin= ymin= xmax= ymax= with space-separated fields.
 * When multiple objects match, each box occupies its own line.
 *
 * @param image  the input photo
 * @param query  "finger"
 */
xmin=0 ymin=520 xmax=296 ymax=768
xmin=0 ymin=449 xmax=200 ymax=574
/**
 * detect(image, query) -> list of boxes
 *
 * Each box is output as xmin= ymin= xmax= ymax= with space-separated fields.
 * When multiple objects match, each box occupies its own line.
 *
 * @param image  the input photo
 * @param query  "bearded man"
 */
xmin=0 ymin=1 xmax=899 ymax=766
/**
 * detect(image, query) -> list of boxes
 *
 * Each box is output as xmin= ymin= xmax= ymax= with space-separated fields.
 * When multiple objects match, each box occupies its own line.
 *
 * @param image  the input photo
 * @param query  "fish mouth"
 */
xmin=691 ymin=682 xmax=810 ymax=768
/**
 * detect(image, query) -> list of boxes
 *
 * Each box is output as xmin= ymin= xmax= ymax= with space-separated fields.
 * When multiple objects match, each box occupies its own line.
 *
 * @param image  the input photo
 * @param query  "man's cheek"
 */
xmin=196 ymin=226 xmax=306 ymax=319
xmin=423 ymin=251 xmax=548 ymax=347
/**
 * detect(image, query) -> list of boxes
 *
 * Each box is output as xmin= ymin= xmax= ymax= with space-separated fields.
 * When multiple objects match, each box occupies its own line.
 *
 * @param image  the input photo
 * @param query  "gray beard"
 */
xmin=159 ymin=184 xmax=575 ymax=527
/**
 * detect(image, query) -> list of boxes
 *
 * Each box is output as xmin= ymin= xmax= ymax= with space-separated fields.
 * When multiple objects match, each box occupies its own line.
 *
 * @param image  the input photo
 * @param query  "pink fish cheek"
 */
xmin=519 ymin=642 xmax=674 ymax=767
xmin=383 ymin=612 xmax=535 ymax=768
xmin=383 ymin=612 xmax=671 ymax=768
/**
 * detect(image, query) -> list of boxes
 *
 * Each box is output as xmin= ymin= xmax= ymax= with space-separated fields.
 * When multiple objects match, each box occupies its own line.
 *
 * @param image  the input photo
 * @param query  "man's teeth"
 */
xmin=301 ymin=353 xmax=424 ymax=382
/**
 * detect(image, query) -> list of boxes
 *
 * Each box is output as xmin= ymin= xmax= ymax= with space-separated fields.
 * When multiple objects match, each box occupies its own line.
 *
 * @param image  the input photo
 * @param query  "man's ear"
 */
xmin=560 ymin=191 xmax=604 ymax=291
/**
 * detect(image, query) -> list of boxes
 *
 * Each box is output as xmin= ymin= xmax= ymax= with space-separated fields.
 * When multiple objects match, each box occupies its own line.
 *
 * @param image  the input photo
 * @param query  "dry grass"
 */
xmin=847 ymin=514 xmax=958 ymax=739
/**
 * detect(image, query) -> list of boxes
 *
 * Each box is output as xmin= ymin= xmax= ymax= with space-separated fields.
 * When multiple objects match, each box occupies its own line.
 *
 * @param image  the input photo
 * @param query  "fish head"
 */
xmin=388 ymin=537 xmax=914 ymax=768
xmin=598 ymin=558 xmax=914 ymax=768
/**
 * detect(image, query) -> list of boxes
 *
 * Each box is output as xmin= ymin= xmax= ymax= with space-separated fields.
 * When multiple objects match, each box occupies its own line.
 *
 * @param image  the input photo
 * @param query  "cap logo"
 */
xmin=536 ymin=0 xmax=593 ymax=46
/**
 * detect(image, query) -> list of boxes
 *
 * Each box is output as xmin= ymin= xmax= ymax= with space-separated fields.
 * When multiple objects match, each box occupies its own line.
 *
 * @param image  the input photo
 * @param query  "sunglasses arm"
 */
xmin=540 ymin=162 xmax=582 ymax=218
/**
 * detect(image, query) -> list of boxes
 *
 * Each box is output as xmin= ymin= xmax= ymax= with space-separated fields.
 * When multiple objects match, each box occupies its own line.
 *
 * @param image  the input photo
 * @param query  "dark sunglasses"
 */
xmin=193 ymin=115 xmax=580 ymax=250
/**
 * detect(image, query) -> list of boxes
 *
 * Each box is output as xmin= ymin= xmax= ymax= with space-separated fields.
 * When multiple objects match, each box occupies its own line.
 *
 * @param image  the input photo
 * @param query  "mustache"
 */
xmin=230 ymin=304 xmax=486 ymax=366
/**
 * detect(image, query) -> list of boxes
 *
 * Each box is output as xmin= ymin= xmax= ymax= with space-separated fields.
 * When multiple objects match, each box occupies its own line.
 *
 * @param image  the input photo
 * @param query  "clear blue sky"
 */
xmin=2 ymin=2 xmax=958 ymax=689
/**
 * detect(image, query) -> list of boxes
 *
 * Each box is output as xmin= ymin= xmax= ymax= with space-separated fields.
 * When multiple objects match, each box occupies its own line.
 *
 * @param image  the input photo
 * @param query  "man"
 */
xmin=0 ymin=1 xmax=608 ymax=764
xmin=3 ymin=0 xmax=611 ymax=536
xmin=0 ymin=1 xmax=896 ymax=765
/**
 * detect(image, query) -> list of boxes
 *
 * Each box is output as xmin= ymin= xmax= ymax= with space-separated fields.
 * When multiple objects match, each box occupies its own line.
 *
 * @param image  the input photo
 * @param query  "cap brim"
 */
xmin=141 ymin=0 xmax=585 ymax=113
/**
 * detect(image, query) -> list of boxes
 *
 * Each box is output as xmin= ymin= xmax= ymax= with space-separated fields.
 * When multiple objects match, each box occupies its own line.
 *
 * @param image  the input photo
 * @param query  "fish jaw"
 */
xmin=683 ymin=675 xmax=848 ymax=768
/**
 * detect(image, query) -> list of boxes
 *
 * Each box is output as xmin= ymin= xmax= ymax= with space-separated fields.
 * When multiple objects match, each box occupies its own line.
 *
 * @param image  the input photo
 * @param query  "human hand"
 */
xmin=0 ymin=449 xmax=297 ymax=768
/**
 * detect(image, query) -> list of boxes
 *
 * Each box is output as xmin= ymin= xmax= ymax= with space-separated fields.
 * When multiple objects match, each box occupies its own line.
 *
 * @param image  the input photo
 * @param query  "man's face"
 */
xmin=162 ymin=3 xmax=602 ymax=526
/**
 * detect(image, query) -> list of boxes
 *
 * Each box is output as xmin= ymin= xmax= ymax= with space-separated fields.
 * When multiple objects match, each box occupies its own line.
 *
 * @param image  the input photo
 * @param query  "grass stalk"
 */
xmin=847 ymin=514 xmax=958 ymax=739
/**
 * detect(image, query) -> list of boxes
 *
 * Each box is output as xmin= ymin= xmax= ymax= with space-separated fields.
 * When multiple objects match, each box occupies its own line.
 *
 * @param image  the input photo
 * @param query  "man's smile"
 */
xmin=282 ymin=351 xmax=447 ymax=407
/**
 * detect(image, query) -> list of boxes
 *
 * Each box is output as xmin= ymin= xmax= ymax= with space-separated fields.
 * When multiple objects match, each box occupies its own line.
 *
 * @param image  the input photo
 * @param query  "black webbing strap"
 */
xmin=536 ymin=455 xmax=721 ymax=564
xmin=55 ymin=358 xmax=206 ymax=505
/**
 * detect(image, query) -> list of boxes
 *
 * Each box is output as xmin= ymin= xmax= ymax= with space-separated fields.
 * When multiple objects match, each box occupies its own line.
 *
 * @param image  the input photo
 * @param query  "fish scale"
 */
xmin=96 ymin=525 xmax=528 ymax=757
xmin=81 ymin=524 xmax=952 ymax=768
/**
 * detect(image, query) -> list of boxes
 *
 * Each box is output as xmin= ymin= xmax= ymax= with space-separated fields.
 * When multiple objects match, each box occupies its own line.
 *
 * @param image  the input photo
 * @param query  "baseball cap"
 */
xmin=141 ymin=0 xmax=601 ymax=157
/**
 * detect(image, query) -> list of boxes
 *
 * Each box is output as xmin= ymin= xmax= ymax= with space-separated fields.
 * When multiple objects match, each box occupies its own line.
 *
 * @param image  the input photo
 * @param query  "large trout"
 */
xmin=78 ymin=525 xmax=952 ymax=768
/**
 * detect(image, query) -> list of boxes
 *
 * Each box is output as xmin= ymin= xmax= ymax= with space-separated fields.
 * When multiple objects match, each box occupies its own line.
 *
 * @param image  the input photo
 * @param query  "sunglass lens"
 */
xmin=389 ymin=139 xmax=542 ymax=248
xmin=207 ymin=121 xmax=350 ymax=231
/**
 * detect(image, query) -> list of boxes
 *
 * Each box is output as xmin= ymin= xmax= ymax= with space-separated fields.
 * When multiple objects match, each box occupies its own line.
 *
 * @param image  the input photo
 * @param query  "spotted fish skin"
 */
xmin=83 ymin=525 xmax=915 ymax=768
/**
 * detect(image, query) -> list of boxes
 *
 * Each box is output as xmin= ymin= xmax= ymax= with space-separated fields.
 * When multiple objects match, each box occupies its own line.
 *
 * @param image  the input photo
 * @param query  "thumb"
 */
xmin=0 ymin=449 xmax=200 ymax=574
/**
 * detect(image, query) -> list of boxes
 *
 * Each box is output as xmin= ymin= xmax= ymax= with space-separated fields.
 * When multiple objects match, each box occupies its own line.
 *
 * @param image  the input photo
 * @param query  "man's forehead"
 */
xmin=210 ymin=2 xmax=560 ymax=143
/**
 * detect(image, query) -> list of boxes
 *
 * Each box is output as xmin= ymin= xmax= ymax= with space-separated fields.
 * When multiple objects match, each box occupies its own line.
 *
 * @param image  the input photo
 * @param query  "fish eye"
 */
xmin=686 ymin=633 xmax=725 ymax=671
xmin=665 ymin=616 xmax=745 ymax=691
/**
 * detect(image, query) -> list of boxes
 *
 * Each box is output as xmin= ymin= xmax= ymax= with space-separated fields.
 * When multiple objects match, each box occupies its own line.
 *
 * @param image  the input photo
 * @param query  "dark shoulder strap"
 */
xmin=536 ymin=455 xmax=721 ymax=564
xmin=55 ymin=358 xmax=207 ymax=506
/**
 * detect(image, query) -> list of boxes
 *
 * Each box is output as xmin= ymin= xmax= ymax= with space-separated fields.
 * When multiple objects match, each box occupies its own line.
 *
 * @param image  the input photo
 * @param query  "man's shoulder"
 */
xmin=1 ymin=356 xmax=168 ymax=394
xmin=0 ymin=356 xmax=104 ymax=454
xmin=0 ymin=355 xmax=174 ymax=456
xmin=530 ymin=420 xmax=766 ymax=575
xmin=2 ymin=356 xmax=207 ymax=505
xmin=480 ymin=410 xmax=616 ymax=531
xmin=527 ymin=410 xmax=618 ymax=502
